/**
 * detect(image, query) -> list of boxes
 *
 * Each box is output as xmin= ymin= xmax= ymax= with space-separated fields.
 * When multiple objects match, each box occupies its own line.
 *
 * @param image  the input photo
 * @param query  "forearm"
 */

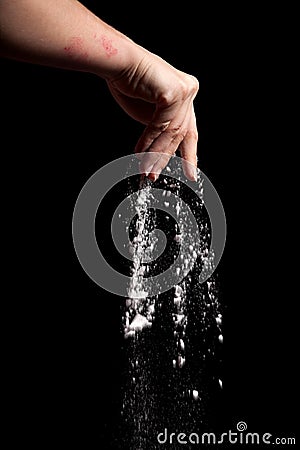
xmin=0 ymin=0 xmax=143 ymax=80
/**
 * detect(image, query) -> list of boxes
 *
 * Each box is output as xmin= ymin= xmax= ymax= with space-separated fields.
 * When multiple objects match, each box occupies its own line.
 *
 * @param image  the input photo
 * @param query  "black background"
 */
xmin=2 ymin=1 xmax=297 ymax=447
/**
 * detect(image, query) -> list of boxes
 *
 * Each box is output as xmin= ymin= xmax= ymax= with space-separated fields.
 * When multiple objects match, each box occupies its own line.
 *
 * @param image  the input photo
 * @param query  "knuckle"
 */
xmin=149 ymin=121 xmax=170 ymax=133
xmin=177 ymin=75 xmax=199 ymax=100
xmin=178 ymin=79 xmax=189 ymax=99
xmin=167 ymin=125 xmax=185 ymax=140
xmin=158 ymin=75 xmax=199 ymax=104
xmin=158 ymin=88 xmax=176 ymax=105
xmin=169 ymin=125 xmax=181 ymax=133
xmin=177 ymin=130 xmax=186 ymax=142
xmin=189 ymin=75 xmax=199 ymax=94
xmin=188 ymin=129 xmax=198 ymax=141
xmin=171 ymin=128 xmax=186 ymax=142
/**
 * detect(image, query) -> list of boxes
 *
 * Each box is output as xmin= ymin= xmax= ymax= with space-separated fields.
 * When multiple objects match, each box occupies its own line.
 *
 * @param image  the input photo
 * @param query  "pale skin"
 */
xmin=0 ymin=0 xmax=199 ymax=181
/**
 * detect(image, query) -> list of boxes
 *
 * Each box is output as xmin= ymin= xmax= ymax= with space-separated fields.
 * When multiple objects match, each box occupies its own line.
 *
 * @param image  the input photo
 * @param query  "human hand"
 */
xmin=0 ymin=0 xmax=198 ymax=181
xmin=106 ymin=49 xmax=199 ymax=181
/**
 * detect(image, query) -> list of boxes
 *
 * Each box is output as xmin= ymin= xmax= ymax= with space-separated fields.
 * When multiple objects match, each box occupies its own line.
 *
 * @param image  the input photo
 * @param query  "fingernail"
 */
xmin=148 ymin=172 xmax=156 ymax=181
xmin=148 ymin=169 xmax=161 ymax=182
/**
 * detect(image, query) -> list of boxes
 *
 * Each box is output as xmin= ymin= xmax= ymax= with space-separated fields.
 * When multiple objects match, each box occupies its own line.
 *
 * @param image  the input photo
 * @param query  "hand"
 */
xmin=107 ymin=50 xmax=199 ymax=181
xmin=0 ymin=0 xmax=199 ymax=181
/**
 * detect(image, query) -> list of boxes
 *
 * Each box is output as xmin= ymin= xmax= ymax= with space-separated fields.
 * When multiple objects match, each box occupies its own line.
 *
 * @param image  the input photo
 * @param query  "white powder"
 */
xmin=120 ymin=164 xmax=223 ymax=448
xmin=192 ymin=389 xmax=199 ymax=401
xmin=123 ymin=182 xmax=155 ymax=339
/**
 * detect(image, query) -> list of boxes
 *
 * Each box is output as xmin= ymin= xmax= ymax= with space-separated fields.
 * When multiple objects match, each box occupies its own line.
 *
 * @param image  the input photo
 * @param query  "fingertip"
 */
xmin=188 ymin=167 xmax=198 ymax=182
xmin=148 ymin=172 xmax=157 ymax=182
xmin=182 ymin=158 xmax=198 ymax=181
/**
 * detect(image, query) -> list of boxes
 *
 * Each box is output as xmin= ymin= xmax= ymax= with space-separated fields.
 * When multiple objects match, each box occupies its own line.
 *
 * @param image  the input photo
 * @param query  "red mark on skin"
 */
xmin=100 ymin=36 xmax=118 ymax=57
xmin=64 ymin=37 xmax=88 ymax=60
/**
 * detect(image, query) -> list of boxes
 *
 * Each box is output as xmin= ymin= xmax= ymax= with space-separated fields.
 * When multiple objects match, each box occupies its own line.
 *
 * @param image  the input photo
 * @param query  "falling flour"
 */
xmin=118 ymin=164 xmax=223 ymax=449
xmin=124 ymin=180 xmax=156 ymax=339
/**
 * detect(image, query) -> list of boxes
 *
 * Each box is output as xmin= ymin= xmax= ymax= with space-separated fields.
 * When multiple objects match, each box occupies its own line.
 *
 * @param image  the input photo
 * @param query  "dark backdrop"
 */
xmin=1 ymin=2 xmax=297 ymax=447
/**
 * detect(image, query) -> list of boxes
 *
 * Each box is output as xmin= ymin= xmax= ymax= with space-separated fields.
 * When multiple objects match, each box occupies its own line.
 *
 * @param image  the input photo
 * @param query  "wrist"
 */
xmin=89 ymin=30 xmax=146 ymax=81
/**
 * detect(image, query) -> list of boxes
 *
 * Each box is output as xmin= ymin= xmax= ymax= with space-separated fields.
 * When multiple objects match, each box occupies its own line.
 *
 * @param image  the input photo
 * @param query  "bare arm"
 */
xmin=0 ymin=0 xmax=199 ymax=180
xmin=0 ymin=0 xmax=137 ymax=78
